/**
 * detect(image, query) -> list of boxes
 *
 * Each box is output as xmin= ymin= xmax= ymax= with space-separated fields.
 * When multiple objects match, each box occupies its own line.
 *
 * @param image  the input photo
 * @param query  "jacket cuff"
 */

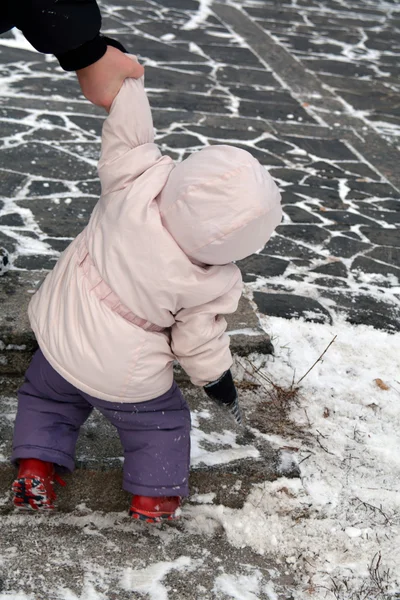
xmin=56 ymin=35 xmax=126 ymax=72
xmin=204 ymin=370 xmax=237 ymax=406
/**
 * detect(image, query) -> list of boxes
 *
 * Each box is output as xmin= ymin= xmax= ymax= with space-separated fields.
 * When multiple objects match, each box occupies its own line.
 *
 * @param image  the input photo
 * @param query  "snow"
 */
xmin=184 ymin=315 xmax=400 ymax=596
xmin=1 ymin=309 xmax=399 ymax=598
xmin=213 ymin=571 xmax=264 ymax=600
xmin=121 ymin=556 xmax=193 ymax=600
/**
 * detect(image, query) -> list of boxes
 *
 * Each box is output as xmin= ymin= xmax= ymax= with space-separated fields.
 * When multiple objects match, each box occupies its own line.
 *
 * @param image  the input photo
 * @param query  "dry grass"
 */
xmin=236 ymin=336 xmax=337 ymax=440
xmin=237 ymin=357 xmax=305 ymax=439
xmin=319 ymin=553 xmax=400 ymax=600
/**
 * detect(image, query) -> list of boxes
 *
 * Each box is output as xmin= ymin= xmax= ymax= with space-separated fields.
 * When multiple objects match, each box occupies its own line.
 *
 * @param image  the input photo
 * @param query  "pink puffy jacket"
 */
xmin=28 ymin=74 xmax=282 ymax=403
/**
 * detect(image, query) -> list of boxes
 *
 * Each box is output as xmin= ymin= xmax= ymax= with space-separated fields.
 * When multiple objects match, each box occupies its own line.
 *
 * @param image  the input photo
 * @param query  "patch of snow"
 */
xmin=121 ymin=556 xmax=193 ymax=600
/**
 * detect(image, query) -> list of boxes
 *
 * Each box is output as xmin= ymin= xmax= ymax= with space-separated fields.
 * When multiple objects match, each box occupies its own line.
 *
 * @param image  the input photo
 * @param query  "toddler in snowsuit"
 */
xmin=11 ymin=59 xmax=282 ymax=521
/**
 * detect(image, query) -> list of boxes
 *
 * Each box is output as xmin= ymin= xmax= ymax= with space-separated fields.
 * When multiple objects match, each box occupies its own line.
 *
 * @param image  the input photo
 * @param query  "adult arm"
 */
xmin=8 ymin=0 xmax=105 ymax=70
xmin=6 ymin=0 xmax=144 ymax=109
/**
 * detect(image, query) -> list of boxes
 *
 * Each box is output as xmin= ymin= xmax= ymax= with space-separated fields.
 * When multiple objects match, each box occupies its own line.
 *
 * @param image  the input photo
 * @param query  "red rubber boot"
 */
xmin=12 ymin=458 xmax=65 ymax=511
xmin=129 ymin=495 xmax=181 ymax=523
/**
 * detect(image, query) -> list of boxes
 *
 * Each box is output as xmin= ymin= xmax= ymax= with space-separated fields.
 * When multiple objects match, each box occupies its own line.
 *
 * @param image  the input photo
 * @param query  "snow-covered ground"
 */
xmin=232 ymin=315 xmax=400 ymax=598
xmin=1 ymin=315 xmax=399 ymax=599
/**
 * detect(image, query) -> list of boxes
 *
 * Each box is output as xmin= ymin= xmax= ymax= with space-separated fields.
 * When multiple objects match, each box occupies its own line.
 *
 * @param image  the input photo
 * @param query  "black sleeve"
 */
xmin=8 ymin=0 xmax=119 ymax=71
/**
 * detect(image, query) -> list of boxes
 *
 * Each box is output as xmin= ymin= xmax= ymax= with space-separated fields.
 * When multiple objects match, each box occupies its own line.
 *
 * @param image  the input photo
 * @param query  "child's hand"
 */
xmin=76 ymin=46 xmax=144 ymax=111
xmin=204 ymin=370 xmax=242 ymax=425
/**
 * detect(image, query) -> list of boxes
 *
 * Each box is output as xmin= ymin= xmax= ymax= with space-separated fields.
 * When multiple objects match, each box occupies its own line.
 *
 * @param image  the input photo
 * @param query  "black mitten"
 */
xmin=204 ymin=370 xmax=242 ymax=425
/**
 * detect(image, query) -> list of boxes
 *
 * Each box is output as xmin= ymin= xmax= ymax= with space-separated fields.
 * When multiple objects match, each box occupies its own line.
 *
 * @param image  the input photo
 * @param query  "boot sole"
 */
xmin=129 ymin=509 xmax=179 ymax=523
xmin=12 ymin=477 xmax=55 ymax=511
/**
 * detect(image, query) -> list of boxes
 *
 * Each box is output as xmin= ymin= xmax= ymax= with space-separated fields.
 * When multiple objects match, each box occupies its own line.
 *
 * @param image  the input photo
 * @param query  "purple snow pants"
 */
xmin=12 ymin=349 xmax=191 ymax=497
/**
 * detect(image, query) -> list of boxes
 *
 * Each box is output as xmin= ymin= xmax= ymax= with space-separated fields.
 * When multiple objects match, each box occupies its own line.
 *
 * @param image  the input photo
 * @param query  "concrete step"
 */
xmin=0 ymin=271 xmax=273 ymax=377
xmin=0 ymin=384 xmax=300 ymax=514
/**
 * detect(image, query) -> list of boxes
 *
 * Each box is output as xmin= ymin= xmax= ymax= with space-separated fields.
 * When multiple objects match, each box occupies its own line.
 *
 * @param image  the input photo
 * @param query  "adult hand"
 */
xmin=76 ymin=46 xmax=144 ymax=111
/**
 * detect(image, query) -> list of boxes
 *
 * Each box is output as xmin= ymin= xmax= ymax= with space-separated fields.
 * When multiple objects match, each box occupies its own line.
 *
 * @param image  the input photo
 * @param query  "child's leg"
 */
xmin=12 ymin=349 xmax=93 ymax=472
xmin=90 ymin=383 xmax=191 ymax=498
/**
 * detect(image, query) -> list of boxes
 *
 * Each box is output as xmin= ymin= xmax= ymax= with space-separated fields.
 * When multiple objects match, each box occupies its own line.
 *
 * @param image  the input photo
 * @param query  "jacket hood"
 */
xmin=158 ymin=145 xmax=282 ymax=265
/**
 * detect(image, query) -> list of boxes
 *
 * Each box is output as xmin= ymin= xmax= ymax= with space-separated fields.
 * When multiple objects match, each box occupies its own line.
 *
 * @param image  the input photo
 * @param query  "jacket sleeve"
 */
xmin=8 ymin=0 xmax=107 ymax=71
xmin=171 ymin=272 xmax=243 ymax=387
xmin=98 ymin=72 xmax=154 ymax=168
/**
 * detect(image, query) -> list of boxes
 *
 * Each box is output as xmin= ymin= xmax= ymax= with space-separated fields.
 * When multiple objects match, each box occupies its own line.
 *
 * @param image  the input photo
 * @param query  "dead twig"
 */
xmin=354 ymin=497 xmax=392 ymax=526
xmin=315 ymin=434 xmax=335 ymax=456
xmin=296 ymin=335 xmax=337 ymax=385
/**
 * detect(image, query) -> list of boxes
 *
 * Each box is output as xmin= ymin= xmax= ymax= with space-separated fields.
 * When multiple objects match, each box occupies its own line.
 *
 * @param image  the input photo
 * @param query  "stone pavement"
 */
xmin=0 ymin=3 xmax=399 ymax=597
xmin=0 ymin=0 xmax=399 ymax=368
xmin=0 ymin=380 xmax=299 ymax=599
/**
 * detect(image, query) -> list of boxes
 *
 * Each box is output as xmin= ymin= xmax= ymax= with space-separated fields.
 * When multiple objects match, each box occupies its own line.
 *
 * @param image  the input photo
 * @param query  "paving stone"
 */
xmin=254 ymin=291 xmax=332 ymax=324
xmin=0 ymin=46 xmax=47 ymax=65
xmin=245 ymin=6 xmax=306 ymax=23
xmin=306 ymin=161 xmax=345 ymax=178
xmin=0 ymin=231 xmax=17 ymax=253
xmin=279 ymin=191 xmax=303 ymax=205
xmin=283 ymin=205 xmax=324 ymax=224
xmin=314 ymin=276 xmax=349 ymax=289
xmin=338 ymin=89 xmax=400 ymax=114
xmin=312 ymin=261 xmax=348 ymax=277
xmin=269 ymin=168 xmax=308 ymax=183
xmin=302 ymin=58 xmax=375 ymax=78
xmin=0 ymin=213 xmax=25 ymax=227
xmin=149 ymin=91 xmax=231 ymax=114
xmin=194 ymin=45 xmax=264 ymax=67
xmin=16 ymin=197 xmax=97 ymax=238
xmin=303 ymin=176 xmax=339 ymax=189
xmin=152 ymin=0 xmax=200 ymax=10
xmin=354 ymin=204 xmax=400 ymax=225
xmin=230 ymin=87 xmax=298 ymax=106
xmin=0 ymin=0 xmax=399 ymax=345
xmin=43 ymin=238 xmax=72 ymax=253
xmin=346 ymin=180 xmax=398 ymax=198
xmin=24 ymin=128 xmax=81 ymax=143
xmin=0 ymin=121 xmax=32 ymax=138
xmin=216 ymin=66 xmax=278 ymax=87
xmin=325 ymin=235 xmax=372 ymax=258
xmin=139 ymin=22 xmax=232 ymax=47
xmin=322 ymin=210 xmax=376 ymax=226
xmin=282 ymin=137 xmax=356 ymax=160
xmin=117 ymin=34 xmax=207 ymax=63
xmin=157 ymin=132 xmax=205 ymax=148
xmin=145 ymin=65 xmax=213 ymax=92
xmin=189 ymin=125 xmax=262 ymax=141
xmin=351 ymin=256 xmax=400 ymax=280
xmin=256 ymin=139 xmax=296 ymax=155
xmin=0 ymin=170 xmax=26 ymax=197
xmin=76 ymin=180 xmax=101 ymax=196
xmin=27 ymin=181 xmax=71 ymax=197
xmin=9 ymin=76 xmax=82 ymax=100
xmin=375 ymin=200 xmax=400 ymax=212
xmin=292 ymin=258 xmax=312 ymax=268
xmin=345 ymin=189 xmax=370 ymax=200
xmin=0 ymin=143 xmax=97 ymax=180
xmin=366 ymin=246 xmax=400 ymax=267
xmin=13 ymin=255 xmax=58 ymax=270
xmin=277 ymin=224 xmax=331 ymax=244
xmin=281 ymin=34 xmax=341 ymax=56
xmin=321 ymin=290 xmax=400 ymax=332
xmin=360 ymin=227 xmax=400 ymax=247
xmin=0 ymin=107 xmax=29 ymax=120
xmin=67 ymin=115 xmax=104 ymax=137
xmin=236 ymin=254 xmax=289 ymax=282
xmin=239 ymin=100 xmax=315 ymax=123
xmin=263 ymin=234 xmax=323 ymax=260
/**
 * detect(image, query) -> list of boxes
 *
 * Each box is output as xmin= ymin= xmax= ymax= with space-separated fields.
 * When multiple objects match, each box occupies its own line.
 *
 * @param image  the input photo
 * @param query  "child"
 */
xmin=11 ymin=58 xmax=282 ymax=522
